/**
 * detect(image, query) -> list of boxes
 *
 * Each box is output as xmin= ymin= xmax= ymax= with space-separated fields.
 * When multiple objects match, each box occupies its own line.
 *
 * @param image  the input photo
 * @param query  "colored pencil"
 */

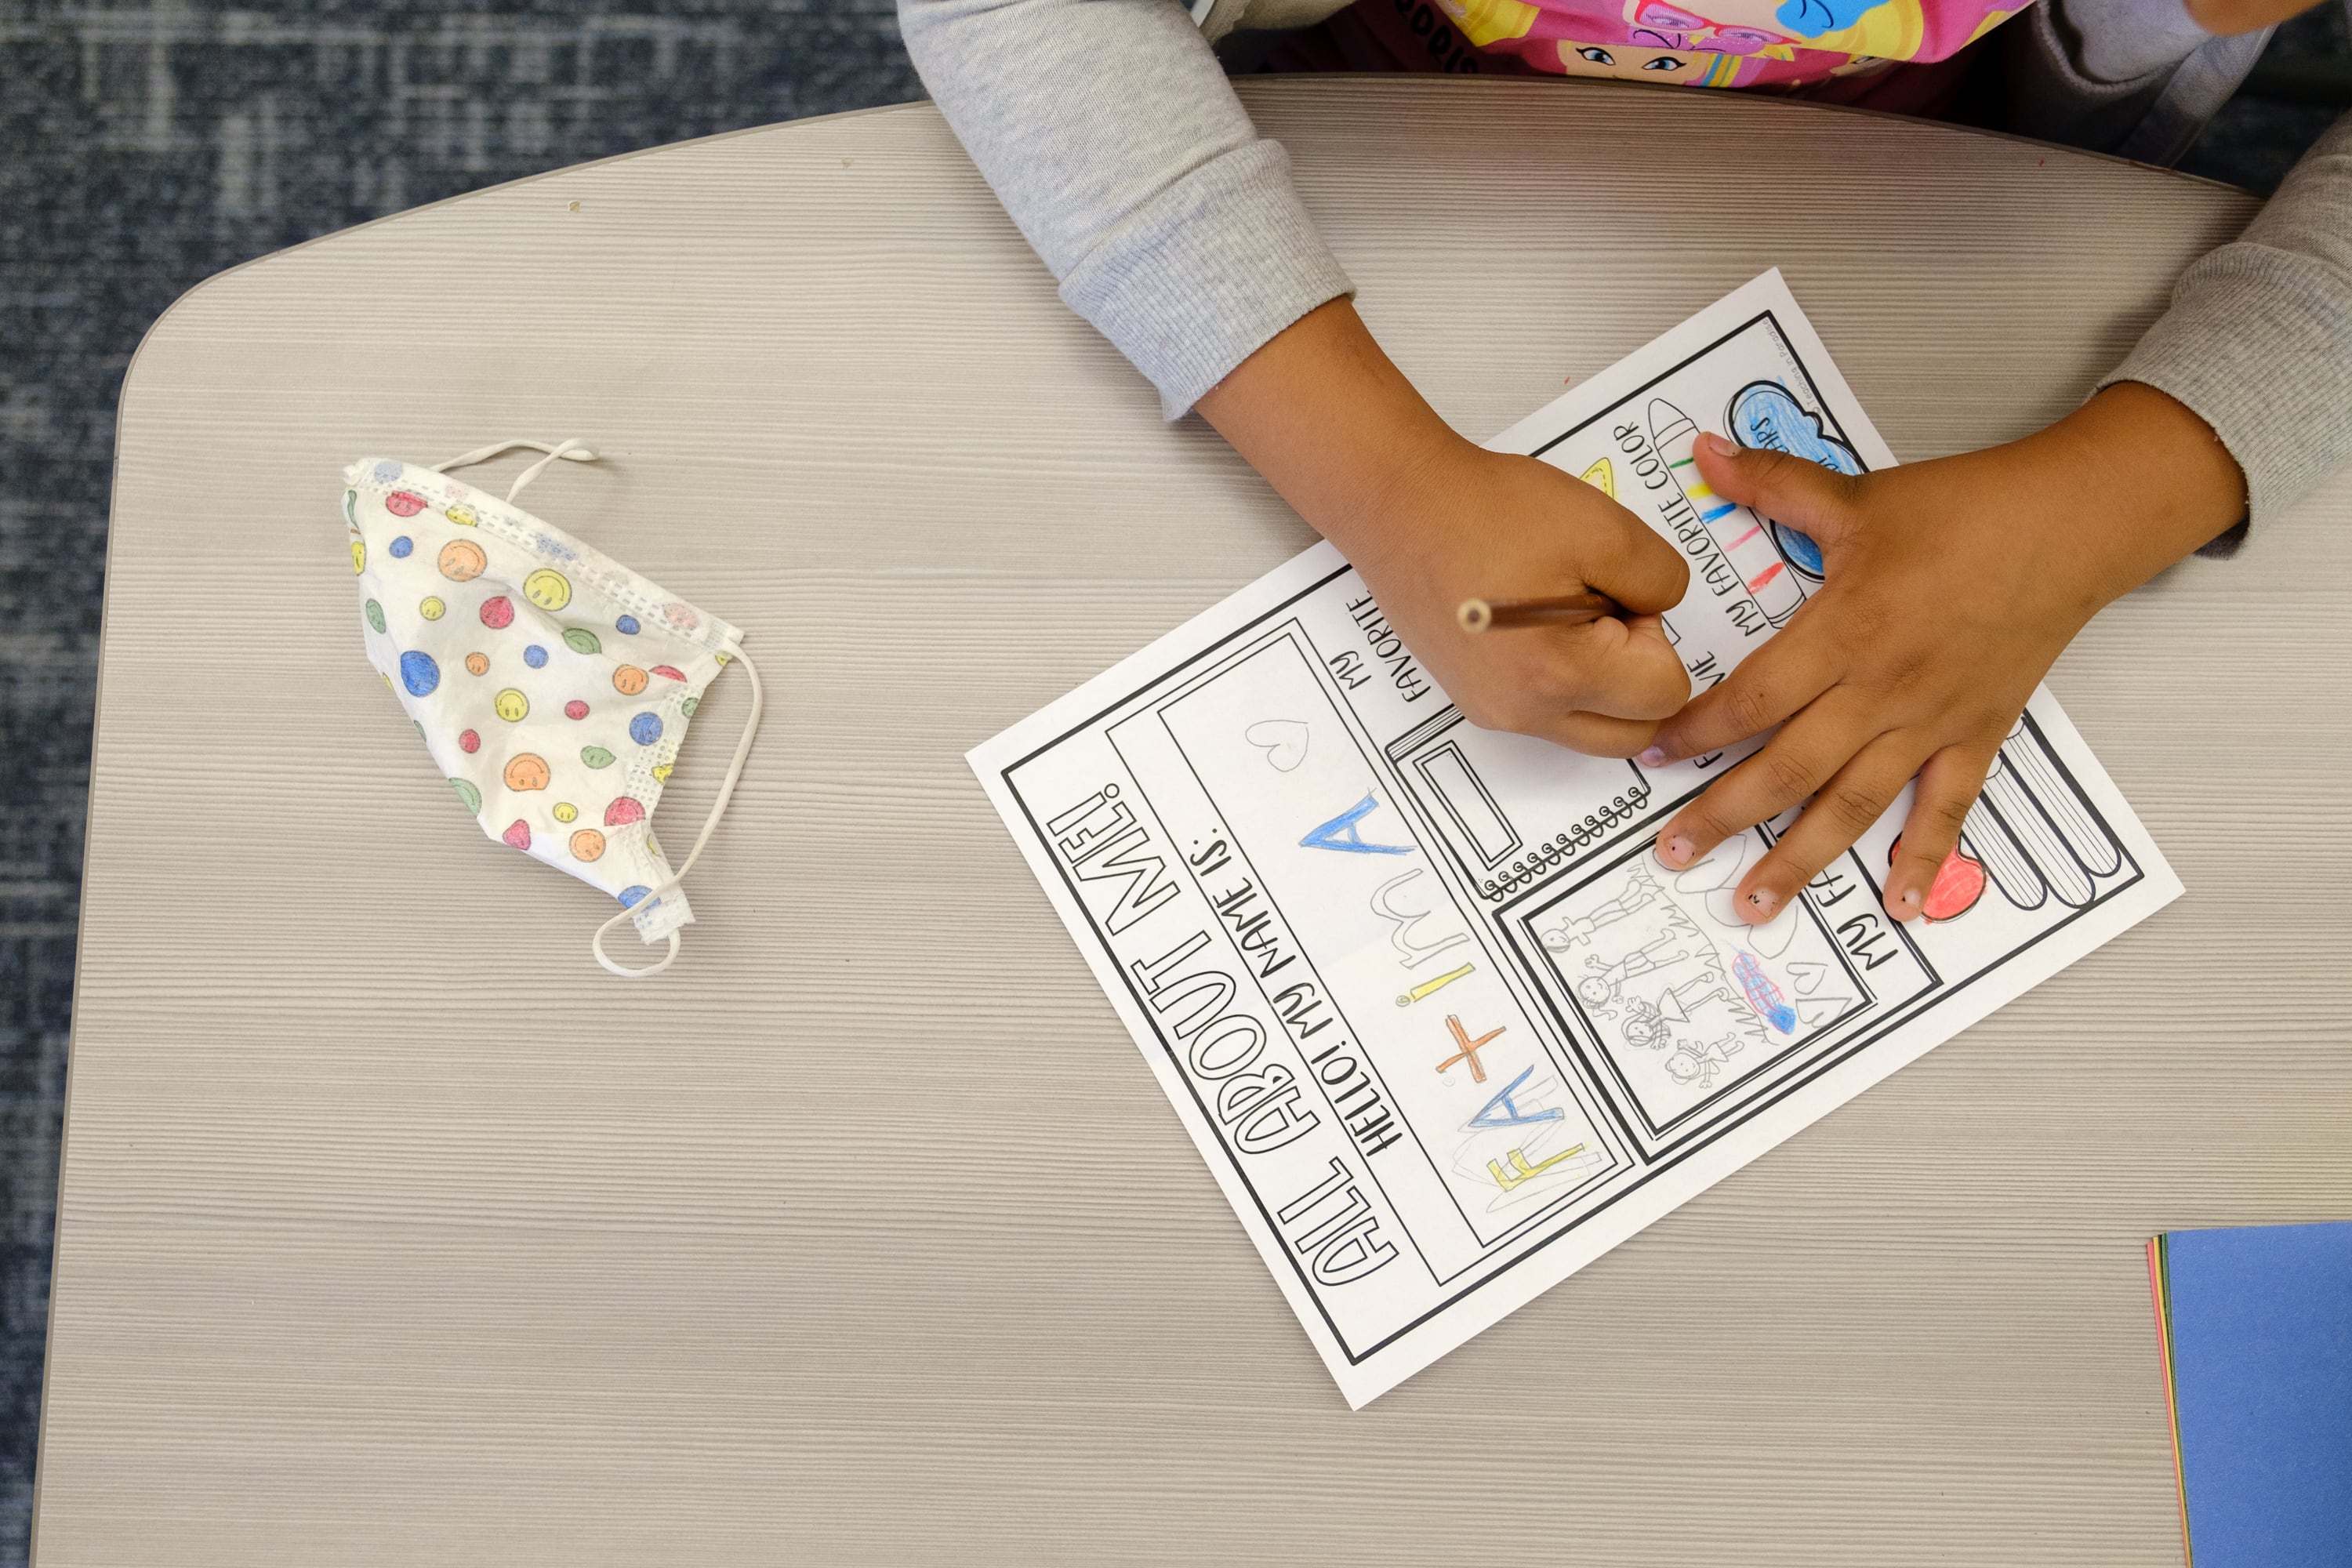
xmin=1456 ymin=590 xmax=1621 ymax=634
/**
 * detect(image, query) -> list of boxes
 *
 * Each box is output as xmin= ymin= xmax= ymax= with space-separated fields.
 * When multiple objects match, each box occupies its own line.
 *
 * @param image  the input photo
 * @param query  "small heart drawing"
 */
xmin=1245 ymin=720 xmax=1310 ymax=773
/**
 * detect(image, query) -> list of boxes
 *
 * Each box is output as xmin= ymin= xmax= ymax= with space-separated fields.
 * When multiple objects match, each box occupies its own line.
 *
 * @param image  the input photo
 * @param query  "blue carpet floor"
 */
xmin=0 ymin=2 xmax=2343 ymax=1559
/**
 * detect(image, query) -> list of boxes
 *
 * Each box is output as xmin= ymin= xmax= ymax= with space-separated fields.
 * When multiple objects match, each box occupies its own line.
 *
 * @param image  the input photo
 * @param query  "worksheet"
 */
xmin=968 ymin=271 xmax=2180 ymax=1407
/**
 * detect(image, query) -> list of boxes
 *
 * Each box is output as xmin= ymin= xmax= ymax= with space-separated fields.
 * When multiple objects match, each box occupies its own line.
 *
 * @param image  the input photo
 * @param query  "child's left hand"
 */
xmin=1635 ymin=383 xmax=2245 ymax=926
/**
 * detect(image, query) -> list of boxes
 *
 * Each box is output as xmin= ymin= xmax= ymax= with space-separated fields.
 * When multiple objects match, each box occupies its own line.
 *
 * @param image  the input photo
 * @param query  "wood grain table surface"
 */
xmin=34 ymin=76 xmax=2352 ymax=1565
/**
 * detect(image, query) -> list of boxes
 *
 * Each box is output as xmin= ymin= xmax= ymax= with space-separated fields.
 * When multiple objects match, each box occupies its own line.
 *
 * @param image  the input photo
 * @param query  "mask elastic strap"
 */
xmin=438 ymin=438 xmax=598 ymax=503
xmin=590 ymin=641 xmax=766 ymax=978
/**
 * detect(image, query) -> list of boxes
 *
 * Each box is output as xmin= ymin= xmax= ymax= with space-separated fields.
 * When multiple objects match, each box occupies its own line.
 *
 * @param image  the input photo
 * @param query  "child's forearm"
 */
xmin=1195 ymin=299 xmax=1463 ymax=569
xmin=899 ymin=0 xmax=1352 ymax=417
xmin=2101 ymin=108 xmax=2352 ymax=535
xmin=2020 ymin=381 xmax=2245 ymax=594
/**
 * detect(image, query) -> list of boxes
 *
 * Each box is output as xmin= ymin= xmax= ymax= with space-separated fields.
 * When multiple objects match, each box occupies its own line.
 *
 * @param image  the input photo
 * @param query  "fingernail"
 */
xmin=1746 ymin=887 xmax=1780 ymax=920
xmin=1636 ymin=746 xmax=1666 ymax=768
xmin=1657 ymin=833 xmax=1694 ymax=867
xmin=1889 ymin=887 xmax=1922 ymax=923
xmin=1702 ymin=433 xmax=1740 ymax=458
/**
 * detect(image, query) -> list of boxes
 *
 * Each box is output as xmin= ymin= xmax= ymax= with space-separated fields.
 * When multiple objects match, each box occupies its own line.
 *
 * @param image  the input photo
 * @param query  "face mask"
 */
xmin=344 ymin=439 xmax=762 ymax=976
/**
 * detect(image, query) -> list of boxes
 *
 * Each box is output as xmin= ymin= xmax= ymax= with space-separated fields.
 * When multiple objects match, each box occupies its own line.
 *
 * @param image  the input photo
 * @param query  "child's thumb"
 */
xmin=1693 ymin=434 xmax=1865 ymax=546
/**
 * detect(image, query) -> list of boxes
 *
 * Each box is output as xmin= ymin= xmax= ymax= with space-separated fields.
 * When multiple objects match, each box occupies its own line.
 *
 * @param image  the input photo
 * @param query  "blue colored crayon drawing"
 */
xmin=1727 ymin=380 xmax=1864 ymax=583
xmin=1301 ymin=793 xmax=1415 ymax=855
xmin=1468 ymin=1065 xmax=1566 ymax=1131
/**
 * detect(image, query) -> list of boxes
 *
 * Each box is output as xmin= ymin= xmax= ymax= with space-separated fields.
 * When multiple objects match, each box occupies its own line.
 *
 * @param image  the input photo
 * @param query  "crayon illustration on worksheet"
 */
xmin=969 ymin=271 xmax=2180 ymax=1409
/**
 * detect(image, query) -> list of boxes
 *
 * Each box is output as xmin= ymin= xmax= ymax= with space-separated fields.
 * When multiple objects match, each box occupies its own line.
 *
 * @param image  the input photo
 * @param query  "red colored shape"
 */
xmin=501 ymin=819 xmax=532 ymax=851
xmin=1923 ymin=848 xmax=1987 ymax=921
xmin=604 ymin=796 xmax=645 ymax=827
xmin=650 ymin=665 xmax=686 ymax=681
xmin=458 ymin=728 xmax=480 ymax=754
xmin=385 ymin=491 xmax=426 ymax=517
xmin=1889 ymin=836 xmax=1990 ymax=922
xmin=564 ymin=699 xmax=590 ymax=720
xmin=479 ymin=595 xmax=515 ymax=630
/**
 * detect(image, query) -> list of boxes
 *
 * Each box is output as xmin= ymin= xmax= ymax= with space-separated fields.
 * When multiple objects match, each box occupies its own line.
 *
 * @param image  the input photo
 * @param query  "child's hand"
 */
xmin=1639 ymin=383 xmax=2245 ymax=924
xmin=1200 ymin=299 xmax=1690 ymax=755
xmin=1343 ymin=440 xmax=1691 ymax=754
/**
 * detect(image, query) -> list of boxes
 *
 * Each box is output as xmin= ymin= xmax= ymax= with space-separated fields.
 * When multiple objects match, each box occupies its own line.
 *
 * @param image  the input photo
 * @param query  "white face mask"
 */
xmin=344 ymin=440 xmax=761 ymax=976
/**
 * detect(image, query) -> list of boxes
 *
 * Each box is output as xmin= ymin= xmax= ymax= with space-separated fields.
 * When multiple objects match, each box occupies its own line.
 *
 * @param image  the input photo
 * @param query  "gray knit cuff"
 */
xmin=2100 ymin=242 xmax=2352 ymax=550
xmin=1058 ymin=137 xmax=1354 ymax=419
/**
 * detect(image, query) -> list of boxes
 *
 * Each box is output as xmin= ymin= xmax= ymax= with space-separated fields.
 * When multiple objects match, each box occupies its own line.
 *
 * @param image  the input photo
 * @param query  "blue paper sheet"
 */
xmin=2164 ymin=1220 xmax=2352 ymax=1568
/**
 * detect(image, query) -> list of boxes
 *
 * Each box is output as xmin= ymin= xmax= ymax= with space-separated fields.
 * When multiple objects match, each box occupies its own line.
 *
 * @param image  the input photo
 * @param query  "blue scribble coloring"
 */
xmin=371 ymin=459 xmax=403 ymax=484
xmin=1773 ymin=523 xmax=1825 ymax=577
xmin=615 ymin=614 xmax=641 ymax=635
xmin=523 ymin=644 xmax=549 ymax=669
xmin=1468 ymin=1066 xmax=1566 ymax=1131
xmin=629 ymin=712 xmax=663 ymax=746
xmin=1300 ymin=793 xmax=1414 ymax=855
xmin=387 ymin=535 xmax=413 ymax=559
xmin=1728 ymin=380 xmax=1862 ymax=477
xmin=1728 ymin=380 xmax=1862 ymax=579
xmin=1732 ymin=950 xmax=1799 ymax=1034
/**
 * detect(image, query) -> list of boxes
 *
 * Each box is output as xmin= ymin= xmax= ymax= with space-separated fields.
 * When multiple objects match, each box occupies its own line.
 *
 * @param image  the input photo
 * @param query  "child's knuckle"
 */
xmin=1758 ymin=747 xmax=1817 ymax=801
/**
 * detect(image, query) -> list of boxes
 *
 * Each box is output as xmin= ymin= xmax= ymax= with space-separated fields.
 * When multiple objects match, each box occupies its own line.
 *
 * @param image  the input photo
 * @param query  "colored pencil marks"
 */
xmin=1534 ymin=851 xmax=1864 ymax=1130
xmin=1653 ymin=395 xmax=1806 ymax=628
xmin=1138 ymin=624 xmax=1624 ymax=1257
xmin=1726 ymin=377 xmax=1862 ymax=583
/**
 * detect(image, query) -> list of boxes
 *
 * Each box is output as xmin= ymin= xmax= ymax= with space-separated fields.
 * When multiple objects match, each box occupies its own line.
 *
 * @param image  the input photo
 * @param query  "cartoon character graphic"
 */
xmin=1625 ymin=0 xmax=1792 ymax=51
xmin=1437 ymin=0 xmax=1540 ymax=44
xmin=1628 ymin=0 xmax=1925 ymax=53
xmin=1556 ymin=42 xmax=1754 ymax=84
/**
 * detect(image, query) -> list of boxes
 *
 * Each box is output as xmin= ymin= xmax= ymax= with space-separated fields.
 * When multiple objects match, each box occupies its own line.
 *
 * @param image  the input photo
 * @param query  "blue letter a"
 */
xmin=1300 ymin=793 xmax=1414 ymax=855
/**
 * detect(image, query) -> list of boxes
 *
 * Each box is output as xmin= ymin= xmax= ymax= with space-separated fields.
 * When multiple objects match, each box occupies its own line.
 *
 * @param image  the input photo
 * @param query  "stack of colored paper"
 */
xmin=2147 ymin=1220 xmax=2350 ymax=1566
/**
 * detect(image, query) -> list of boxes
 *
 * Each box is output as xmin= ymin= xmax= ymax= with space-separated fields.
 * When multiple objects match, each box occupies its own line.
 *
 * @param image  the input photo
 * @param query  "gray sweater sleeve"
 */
xmin=904 ymin=0 xmax=2352 ymax=526
xmin=2101 ymin=111 xmax=2352 ymax=538
xmin=898 ymin=0 xmax=1352 ymax=417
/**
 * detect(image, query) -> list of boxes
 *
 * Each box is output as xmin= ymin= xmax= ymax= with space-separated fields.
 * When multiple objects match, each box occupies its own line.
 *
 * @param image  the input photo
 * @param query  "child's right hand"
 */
xmin=1344 ymin=440 xmax=1692 ymax=753
xmin=1198 ymin=299 xmax=1691 ymax=754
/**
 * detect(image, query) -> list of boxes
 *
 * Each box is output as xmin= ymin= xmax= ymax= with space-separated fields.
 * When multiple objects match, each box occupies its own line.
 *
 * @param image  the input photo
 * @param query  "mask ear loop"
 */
xmin=590 ymin=642 xmax=765 ymax=978
xmin=438 ymin=438 xmax=597 ymax=502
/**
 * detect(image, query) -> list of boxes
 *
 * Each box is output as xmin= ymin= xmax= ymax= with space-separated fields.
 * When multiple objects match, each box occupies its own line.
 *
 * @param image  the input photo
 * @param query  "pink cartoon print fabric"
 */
xmin=1374 ymin=0 xmax=2022 ymax=87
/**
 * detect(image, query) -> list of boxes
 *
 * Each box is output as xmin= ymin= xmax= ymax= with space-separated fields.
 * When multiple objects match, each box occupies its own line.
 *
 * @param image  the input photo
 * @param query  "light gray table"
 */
xmin=37 ymin=77 xmax=2352 ymax=1565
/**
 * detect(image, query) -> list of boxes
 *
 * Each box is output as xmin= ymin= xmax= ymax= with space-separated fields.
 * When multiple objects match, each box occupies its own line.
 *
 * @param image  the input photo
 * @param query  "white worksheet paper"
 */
xmin=968 ymin=272 xmax=2181 ymax=1407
